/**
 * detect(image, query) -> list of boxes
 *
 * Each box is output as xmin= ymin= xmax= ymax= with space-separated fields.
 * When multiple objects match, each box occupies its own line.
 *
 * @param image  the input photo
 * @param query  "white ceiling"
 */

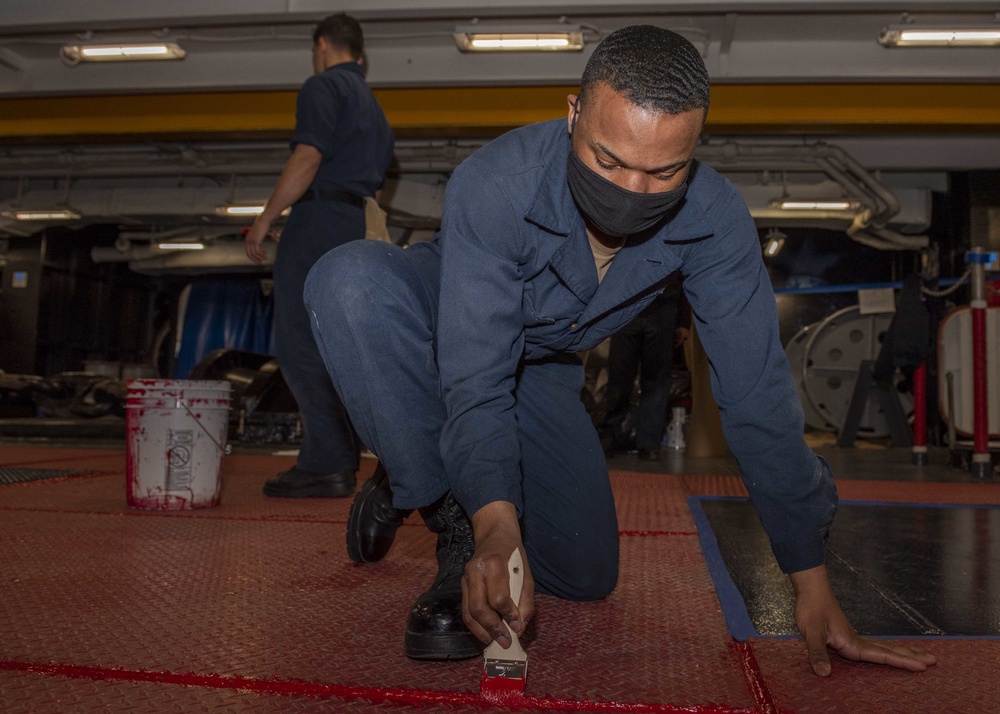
xmin=0 ymin=1 xmax=998 ymax=253
xmin=2 ymin=1 xmax=999 ymax=92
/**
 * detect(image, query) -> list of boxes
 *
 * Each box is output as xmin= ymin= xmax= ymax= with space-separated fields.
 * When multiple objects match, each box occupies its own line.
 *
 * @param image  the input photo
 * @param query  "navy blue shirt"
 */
xmin=292 ymin=61 xmax=394 ymax=197
xmin=436 ymin=119 xmax=838 ymax=574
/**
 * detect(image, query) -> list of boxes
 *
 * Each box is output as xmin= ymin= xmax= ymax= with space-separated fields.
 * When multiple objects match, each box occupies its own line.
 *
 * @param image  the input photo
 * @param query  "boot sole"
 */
xmin=404 ymin=630 xmax=483 ymax=660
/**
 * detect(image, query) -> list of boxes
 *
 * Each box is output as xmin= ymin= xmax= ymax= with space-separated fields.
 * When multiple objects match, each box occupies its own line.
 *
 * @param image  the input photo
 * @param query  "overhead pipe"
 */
xmin=3 ymin=139 xmax=927 ymax=252
xmin=695 ymin=141 xmax=928 ymax=250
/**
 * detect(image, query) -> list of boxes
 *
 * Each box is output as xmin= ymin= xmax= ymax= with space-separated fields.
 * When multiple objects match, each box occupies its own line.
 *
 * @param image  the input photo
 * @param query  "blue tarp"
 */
xmin=174 ymin=279 xmax=275 ymax=378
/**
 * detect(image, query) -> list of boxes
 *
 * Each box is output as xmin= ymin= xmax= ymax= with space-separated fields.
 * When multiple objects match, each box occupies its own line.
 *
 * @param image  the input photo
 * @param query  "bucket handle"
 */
xmin=177 ymin=398 xmax=232 ymax=456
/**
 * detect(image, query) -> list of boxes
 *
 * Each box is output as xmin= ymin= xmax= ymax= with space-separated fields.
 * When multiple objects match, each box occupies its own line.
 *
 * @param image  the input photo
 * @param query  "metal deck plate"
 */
xmin=0 ymin=467 xmax=94 ymax=485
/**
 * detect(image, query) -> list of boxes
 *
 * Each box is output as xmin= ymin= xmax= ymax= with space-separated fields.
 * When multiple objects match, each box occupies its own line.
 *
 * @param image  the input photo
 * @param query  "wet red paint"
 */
xmin=729 ymin=641 xmax=779 ymax=714
xmin=480 ymin=666 xmax=526 ymax=705
xmin=0 ymin=660 xmax=755 ymax=712
xmin=124 ymin=403 xmax=142 ymax=507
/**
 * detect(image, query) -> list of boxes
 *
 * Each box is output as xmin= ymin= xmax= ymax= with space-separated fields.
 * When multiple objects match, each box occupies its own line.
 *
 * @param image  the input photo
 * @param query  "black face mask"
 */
xmin=566 ymin=151 xmax=688 ymax=239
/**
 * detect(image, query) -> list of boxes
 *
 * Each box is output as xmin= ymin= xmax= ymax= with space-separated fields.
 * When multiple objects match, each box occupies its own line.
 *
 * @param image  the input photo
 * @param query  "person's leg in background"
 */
xmin=264 ymin=203 xmax=362 ymax=498
xmin=633 ymin=297 xmax=679 ymax=460
xmin=600 ymin=324 xmax=642 ymax=456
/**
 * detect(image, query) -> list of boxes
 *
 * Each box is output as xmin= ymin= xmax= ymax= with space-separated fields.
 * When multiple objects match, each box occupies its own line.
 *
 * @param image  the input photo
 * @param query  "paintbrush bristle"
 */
xmin=479 ymin=657 xmax=527 ymax=704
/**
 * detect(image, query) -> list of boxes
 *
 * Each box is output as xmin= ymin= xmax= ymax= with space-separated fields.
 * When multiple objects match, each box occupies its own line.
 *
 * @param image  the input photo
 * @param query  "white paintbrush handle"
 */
xmin=484 ymin=548 xmax=527 ymax=660
xmin=507 ymin=548 xmax=524 ymax=606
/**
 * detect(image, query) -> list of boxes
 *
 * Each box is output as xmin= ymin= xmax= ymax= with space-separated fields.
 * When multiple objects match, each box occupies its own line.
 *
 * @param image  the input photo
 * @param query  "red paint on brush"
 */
xmin=479 ymin=665 xmax=527 ymax=705
xmin=0 ymin=660 xmax=753 ymax=713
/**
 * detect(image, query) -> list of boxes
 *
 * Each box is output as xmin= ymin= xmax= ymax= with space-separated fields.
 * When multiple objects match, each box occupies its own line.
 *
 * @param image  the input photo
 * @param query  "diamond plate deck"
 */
xmin=0 ymin=467 xmax=97 ymax=485
xmin=1 ymin=443 xmax=997 ymax=712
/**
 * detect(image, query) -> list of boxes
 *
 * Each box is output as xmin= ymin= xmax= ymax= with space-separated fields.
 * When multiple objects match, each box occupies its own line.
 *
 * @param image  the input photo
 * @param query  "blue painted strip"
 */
xmin=687 ymin=495 xmax=759 ymax=641
xmin=838 ymin=499 xmax=1000 ymax=510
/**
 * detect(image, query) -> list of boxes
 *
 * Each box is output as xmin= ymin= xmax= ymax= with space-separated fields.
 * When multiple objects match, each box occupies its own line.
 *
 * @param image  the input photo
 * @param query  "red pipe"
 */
xmin=971 ymin=305 xmax=989 ymax=455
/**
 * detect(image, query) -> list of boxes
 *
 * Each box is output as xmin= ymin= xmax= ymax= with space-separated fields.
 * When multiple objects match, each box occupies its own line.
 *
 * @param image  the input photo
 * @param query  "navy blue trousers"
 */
xmin=304 ymin=240 xmax=619 ymax=600
xmin=272 ymin=201 xmax=361 ymax=475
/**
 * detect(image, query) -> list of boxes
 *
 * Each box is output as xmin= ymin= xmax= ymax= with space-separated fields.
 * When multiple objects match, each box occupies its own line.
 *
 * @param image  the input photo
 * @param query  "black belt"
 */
xmin=295 ymin=188 xmax=365 ymax=209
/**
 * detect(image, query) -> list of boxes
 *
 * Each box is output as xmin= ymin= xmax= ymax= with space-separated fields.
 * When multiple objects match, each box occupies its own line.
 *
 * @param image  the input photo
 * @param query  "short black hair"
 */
xmin=312 ymin=13 xmax=364 ymax=59
xmin=579 ymin=25 xmax=710 ymax=115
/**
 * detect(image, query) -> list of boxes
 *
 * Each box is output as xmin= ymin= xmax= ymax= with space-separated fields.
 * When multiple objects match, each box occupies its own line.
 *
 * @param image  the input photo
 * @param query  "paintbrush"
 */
xmin=479 ymin=548 xmax=528 ymax=704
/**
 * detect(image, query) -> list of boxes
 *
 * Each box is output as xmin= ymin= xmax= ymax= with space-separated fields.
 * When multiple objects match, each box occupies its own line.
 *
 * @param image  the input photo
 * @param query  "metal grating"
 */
xmin=0 ymin=468 xmax=94 ymax=485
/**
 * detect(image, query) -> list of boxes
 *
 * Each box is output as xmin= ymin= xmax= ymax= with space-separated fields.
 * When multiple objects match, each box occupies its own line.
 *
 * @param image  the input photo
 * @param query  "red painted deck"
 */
xmin=1 ymin=444 xmax=997 ymax=713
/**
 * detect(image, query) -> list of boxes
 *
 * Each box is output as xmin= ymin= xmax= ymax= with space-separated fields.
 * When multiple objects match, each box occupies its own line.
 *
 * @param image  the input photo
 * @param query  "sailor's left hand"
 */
xmin=790 ymin=565 xmax=938 ymax=676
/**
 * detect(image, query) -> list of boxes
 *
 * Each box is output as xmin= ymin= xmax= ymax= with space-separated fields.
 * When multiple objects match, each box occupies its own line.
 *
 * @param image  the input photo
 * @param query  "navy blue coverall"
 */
xmin=305 ymin=118 xmax=837 ymax=598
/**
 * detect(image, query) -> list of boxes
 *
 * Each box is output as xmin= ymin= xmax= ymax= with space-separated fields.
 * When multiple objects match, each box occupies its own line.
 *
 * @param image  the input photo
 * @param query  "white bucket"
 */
xmin=125 ymin=379 xmax=232 ymax=510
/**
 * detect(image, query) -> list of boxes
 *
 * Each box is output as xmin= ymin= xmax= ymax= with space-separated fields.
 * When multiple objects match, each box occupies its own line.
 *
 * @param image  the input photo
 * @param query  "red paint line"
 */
xmin=0 ymin=660 xmax=754 ymax=713
xmin=729 ymin=641 xmax=780 ymax=714
xmin=0 ymin=505 xmax=698 ymax=537
xmin=0 ymin=505 xmax=351 ymax=526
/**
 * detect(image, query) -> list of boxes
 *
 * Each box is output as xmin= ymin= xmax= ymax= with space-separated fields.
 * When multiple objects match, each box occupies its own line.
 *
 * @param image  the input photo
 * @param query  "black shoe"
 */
xmin=346 ymin=462 xmax=412 ymax=563
xmin=404 ymin=493 xmax=482 ymax=660
xmin=262 ymin=466 xmax=356 ymax=498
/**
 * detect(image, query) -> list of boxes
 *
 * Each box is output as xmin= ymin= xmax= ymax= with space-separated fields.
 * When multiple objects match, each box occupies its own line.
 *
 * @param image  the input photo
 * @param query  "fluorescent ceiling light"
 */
xmin=1 ymin=208 xmax=81 ymax=221
xmin=763 ymin=229 xmax=786 ymax=257
xmin=61 ymin=42 xmax=187 ymax=63
xmin=454 ymin=25 xmax=584 ymax=52
xmin=773 ymin=200 xmax=857 ymax=211
xmin=214 ymin=204 xmax=290 ymax=217
xmin=216 ymin=204 xmax=265 ymax=216
xmin=157 ymin=242 xmax=205 ymax=250
xmin=879 ymin=26 xmax=1000 ymax=47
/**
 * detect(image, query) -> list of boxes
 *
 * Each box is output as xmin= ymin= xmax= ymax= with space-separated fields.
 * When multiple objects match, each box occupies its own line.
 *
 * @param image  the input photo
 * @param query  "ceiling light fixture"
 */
xmin=772 ymin=200 xmax=858 ymax=211
xmin=157 ymin=242 xmax=205 ymax=250
xmin=454 ymin=24 xmax=584 ymax=52
xmin=879 ymin=24 xmax=1000 ymax=47
xmin=1 ymin=208 xmax=81 ymax=221
xmin=60 ymin=41 xmax=187 ymax=63
xmin=214 ymin=204 xmax=290 ymax=217
xmin=216 ymin=204 xmax=265 ymax=216
xmin=763 ymin=228 xmax=786 ymax=257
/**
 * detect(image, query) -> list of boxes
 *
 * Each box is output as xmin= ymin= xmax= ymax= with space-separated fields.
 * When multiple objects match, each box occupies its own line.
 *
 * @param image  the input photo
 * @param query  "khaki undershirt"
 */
xmin=588 ymin=229 xmax=625 ymax=283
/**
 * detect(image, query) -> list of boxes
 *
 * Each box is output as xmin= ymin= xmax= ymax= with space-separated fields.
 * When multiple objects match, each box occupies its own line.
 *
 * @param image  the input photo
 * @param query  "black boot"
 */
xmin=404 ymin=492 xmax=482 ymax=660
xmin=346 ymin=462 xmax=412 ymax=563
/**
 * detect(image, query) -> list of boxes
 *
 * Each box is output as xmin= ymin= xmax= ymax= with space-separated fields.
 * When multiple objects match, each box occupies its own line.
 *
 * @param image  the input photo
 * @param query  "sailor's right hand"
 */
xmin=462 ymin=501 xmax=534 ymax=648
